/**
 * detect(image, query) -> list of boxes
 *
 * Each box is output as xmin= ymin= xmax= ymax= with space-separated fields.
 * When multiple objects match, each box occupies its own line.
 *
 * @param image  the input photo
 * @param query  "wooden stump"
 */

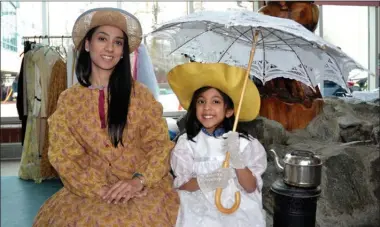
xmin=257 ymin=78 xmax=324 ymax=131
xmin=260 ymin=97 xmax=324 ymax=131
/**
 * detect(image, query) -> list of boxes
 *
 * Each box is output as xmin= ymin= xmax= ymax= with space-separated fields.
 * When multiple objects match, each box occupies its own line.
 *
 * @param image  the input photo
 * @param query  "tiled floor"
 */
xmin=1 ymin=159 xmax=63 ymax=227
xmin=1 ymin=159 xmax=21 ymax=176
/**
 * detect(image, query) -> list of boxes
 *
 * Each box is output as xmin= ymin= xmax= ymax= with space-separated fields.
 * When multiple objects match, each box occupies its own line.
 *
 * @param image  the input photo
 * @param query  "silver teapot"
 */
xmin=270 ymin=149 xmax=322 ymax=188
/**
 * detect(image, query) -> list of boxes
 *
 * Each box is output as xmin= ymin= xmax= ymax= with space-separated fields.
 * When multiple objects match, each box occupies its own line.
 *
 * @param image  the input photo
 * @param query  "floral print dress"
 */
xmin=33 ymin=82 xmax=179 ymax=226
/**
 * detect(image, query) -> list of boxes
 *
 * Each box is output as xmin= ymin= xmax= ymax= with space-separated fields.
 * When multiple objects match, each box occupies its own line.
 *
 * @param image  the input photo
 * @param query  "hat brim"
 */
xmin=72 ymin=7 xmax=142 ymax=53
xmin=168 ymin=62 xmax=261 ymax=122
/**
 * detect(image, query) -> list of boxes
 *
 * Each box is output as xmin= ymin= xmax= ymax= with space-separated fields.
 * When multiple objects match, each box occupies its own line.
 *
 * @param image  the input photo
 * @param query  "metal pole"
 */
xmin=318 ymin=5 xmax=324 ymax=95
xmin=188 ymin=1 xmax=194 ymax=14
xmin=318 ymin=5 xmax=324 ymax=38
xmin=377 ymin=7 xmax=380 ymax=88
xmin=252 ymin=1 xmax=260 ymax=12
xmin=368 ymin=6 xmax=378 ymax=90
xmin=41 ymin=1 xmax=49 ymax=45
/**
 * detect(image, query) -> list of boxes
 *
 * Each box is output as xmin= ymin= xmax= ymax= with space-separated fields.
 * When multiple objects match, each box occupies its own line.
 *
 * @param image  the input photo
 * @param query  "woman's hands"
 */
xmin=98 ymin=178 xmax=146 ymax=204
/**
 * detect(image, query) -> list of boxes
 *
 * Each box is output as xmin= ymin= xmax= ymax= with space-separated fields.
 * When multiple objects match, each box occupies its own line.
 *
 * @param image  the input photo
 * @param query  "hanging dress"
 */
xmin=18 ymin=47 xmax=61 ymax=183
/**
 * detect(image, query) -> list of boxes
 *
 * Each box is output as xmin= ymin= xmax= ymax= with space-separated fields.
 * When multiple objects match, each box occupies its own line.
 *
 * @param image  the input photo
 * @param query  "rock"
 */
xmin=292 ymin=98 xmax=379 ymax=144
xmin=370 ymin=156 xmax=380 ymax=201
xmin=336 ymin=98 xmax=379 ymax=125
xmin=339 ymin=122 xmax=373 ymax=143
xmin=338 ymin=114 xmax=364 ymax=129
xmin=237 ymin=117 xmax=289 ymax=148
xmin=303 ymin=111 xmax=341 ymax=143
xmin=371 ymin=126 xmax=380 ymax=145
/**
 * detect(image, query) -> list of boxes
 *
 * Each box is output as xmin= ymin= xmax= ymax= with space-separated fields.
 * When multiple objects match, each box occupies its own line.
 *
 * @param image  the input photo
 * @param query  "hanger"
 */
xmin=20 ymin=39 xmax=29 ymax=57
xmin=30 ymin=36 xmax=43 ymax=51
xmin=19 ymin=39 xmax=38 ymax=57
xmin=53 ymin=36 xmax=67 ymax=59
xmin=59 ymin=36 xmax=67 ymax=58
xmin=44 ymin=45 xmax=55 ymax=56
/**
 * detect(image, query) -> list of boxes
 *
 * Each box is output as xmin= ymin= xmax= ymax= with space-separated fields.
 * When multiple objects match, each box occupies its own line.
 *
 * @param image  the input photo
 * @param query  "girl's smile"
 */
xmin=196 ymin=88 xmax=234 ymax=134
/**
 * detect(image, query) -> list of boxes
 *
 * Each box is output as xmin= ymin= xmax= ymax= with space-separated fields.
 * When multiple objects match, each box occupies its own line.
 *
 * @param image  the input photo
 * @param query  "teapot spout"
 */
xmin=269 ymin=149 xmax=284 ymax=172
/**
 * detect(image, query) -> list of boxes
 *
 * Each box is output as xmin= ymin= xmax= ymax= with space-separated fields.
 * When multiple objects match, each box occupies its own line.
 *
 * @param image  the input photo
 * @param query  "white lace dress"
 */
xmin=171 ymin=131 xmax=267 ymax=227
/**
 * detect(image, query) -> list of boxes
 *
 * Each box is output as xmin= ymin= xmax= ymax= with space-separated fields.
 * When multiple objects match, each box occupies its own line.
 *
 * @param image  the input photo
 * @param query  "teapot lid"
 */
xmin=283 ymin=150 xmax=322 ymax=166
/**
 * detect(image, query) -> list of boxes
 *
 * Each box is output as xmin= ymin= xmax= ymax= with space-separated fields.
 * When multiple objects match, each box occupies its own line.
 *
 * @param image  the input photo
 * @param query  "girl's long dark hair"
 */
xmin=185 ymin=86 xmax=249 ymax=141
xmin=75 ymin=26 xmax=133 ymax=148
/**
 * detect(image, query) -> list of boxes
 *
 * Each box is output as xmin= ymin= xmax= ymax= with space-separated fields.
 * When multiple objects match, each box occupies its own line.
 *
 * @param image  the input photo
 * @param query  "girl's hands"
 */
xmin=225 ymin=131 xmax=245 ymax=169
xmin=197 ymin=168 xmax=234 ymax=193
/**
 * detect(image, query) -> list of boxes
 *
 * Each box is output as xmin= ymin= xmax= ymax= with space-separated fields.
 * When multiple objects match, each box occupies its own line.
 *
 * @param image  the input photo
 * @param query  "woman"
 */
xmin=33 ymin=8 xmax=179 ymax=226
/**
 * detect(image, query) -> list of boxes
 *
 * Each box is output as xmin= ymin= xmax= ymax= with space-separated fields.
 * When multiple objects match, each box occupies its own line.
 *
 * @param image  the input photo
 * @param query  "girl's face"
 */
xmin=85 ymin=25 xmax=124 ymax=72
xmin=195 ymin=88 xmax=234 ymax=134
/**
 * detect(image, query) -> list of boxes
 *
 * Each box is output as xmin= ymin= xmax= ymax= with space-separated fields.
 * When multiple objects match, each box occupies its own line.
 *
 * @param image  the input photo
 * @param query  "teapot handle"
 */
xmin=291 ymin=150 xmax=314 ymax=157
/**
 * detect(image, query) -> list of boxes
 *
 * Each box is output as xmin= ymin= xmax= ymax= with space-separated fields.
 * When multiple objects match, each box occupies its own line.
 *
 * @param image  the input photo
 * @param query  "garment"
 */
xmin=17 ymin=41 xmax=36 ymax=145
xmin=171 ymin=131 xmax=267 ymax=227
xmin=16 ymin=57 xmax=27 ymax=145
xmin=32 ymin=46 xmax=60 ymax=118
xmin=66 ymin=44 xmax=78 ymax=88
xmin=33 ymin=82 xmax=179 ymax=226
xmin=17 ymin=41 xmax=34 ymax=131
xmin=18 ymin=47 xmax=61 ymax=183
xmin=133 ymin=44 xmax=160 ymax=100
xmin=18 ymin=50 xmax=41 ymax=182
xmin=40 ymin=59 xmax=67 ymax=179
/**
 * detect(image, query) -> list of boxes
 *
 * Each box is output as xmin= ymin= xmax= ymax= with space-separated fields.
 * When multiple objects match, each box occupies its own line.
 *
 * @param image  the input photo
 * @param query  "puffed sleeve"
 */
xmin=170 ymin=134 xmax=194 ymax=188
xmin=241 ymin=137 xmax=267 ymax=193
xmin=136 ymin=86 xmax=175 ymax=188
xmin=48 ymin=91 xmax=108 ymax=198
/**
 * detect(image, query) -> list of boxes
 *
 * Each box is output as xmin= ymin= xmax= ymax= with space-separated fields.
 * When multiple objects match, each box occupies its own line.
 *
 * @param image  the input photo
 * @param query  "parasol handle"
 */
xmin=232 ymin=30 xmax=260 ymax=131
xmin=215 ymin=30 xmax=260 ymax=214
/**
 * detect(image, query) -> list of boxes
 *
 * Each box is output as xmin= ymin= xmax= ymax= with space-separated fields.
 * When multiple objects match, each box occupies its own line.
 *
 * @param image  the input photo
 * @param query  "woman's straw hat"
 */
xmin=72 ymin=7 xmax=142 ymax=53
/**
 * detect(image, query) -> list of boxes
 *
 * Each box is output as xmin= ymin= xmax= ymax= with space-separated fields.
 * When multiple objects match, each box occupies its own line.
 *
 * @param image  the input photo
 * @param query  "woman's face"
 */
xmin=195 ymin=88 xmax=234 ymax=134
xmin=85 ymin=25 xmax=124 ymax=71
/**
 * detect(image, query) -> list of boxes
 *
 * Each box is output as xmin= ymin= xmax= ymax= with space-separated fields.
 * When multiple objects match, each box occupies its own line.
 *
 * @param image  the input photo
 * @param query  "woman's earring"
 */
xmin=85 ymin=48 xmax=89 ymax=52
xmin=121 ymin=56 xmax=123 ymax=59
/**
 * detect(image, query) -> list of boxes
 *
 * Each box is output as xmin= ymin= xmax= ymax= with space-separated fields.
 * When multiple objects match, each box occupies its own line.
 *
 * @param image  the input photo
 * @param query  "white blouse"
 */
xmin=171 ymin=131 xmax=267 ymax=227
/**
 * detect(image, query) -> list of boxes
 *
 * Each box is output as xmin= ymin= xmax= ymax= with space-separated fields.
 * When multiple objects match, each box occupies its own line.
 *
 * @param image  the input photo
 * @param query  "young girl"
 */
xmin=168 ymin=62 xmax=267 ymax=227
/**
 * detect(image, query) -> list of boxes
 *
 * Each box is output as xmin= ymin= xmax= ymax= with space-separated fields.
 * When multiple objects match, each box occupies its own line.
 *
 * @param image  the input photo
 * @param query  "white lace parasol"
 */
xmin=149 ymin=10 xmax=368 ymax=91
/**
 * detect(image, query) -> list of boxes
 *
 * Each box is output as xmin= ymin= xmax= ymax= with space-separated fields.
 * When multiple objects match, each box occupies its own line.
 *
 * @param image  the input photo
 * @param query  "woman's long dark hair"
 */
xmin=75 ymin=26 xmax=133 ymax=148
xmin=185 ymin=86 xmax=237 ymax=141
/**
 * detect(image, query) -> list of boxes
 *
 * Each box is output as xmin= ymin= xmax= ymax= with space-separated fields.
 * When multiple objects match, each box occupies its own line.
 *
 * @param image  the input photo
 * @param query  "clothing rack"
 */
xmin=22 ymin=35 xmax=72 ymax=40
xmin=22 ymin=35 xmax=72 ymax=46
xmin=21 ymin=35 xmax=72 ymax=58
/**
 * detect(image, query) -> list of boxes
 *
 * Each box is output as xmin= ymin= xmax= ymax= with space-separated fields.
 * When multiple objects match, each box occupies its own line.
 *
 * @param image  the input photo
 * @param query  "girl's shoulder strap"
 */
xmin=172 ymin=130 xmax=186 ymax=143
xmin=236 ymin=130 xmax=255 ymax=141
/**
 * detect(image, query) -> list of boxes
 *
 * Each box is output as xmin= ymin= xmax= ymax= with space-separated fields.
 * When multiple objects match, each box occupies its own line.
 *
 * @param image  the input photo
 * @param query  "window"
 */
xmin=193 ymin=1 xmax=253 ymax=12
xmin=322 ymin=5 xmax=369 ymax=68
xmin=1 ymin=2 xmax=18 ymax=52
xmin=144 ymin=36 xmax=188 ymax=113
xmin=121 ymin=2 xmax=188 ymax=114
xmin=47 ymin=2 xmax=118 ymax=36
